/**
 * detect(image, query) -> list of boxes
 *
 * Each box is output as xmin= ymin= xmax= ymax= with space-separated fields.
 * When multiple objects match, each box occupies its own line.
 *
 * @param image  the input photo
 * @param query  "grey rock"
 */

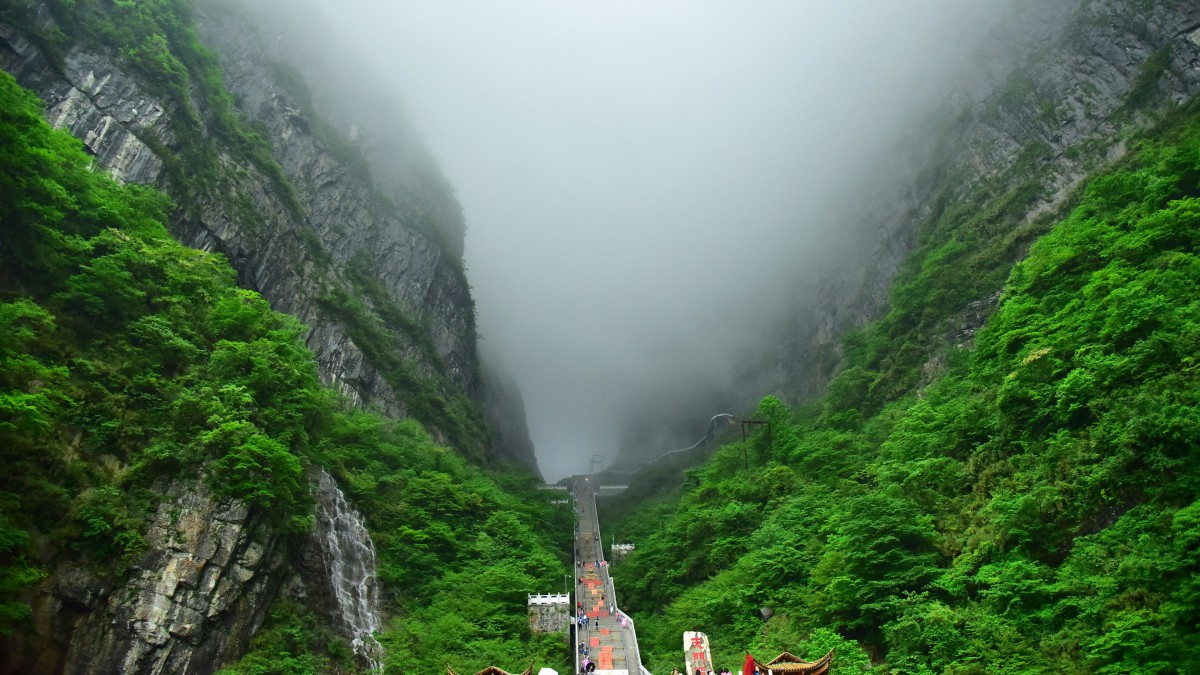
xmin=479 ymin=342 xmax=542 ymax=475
xmin=53 ymin=563 xmax=107 ymax=611
xmin=758 ymin=0 xmax=1200 ymax=401
xmin=5 ymin=480 xmax=288 ymax=675
xmin=0 ymin=1 xmax=489 ymax=450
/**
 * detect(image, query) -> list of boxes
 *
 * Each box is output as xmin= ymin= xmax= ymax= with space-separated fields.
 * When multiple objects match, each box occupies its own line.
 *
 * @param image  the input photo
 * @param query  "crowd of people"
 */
xmin=572 ymin=480 xmax=637 ymax=674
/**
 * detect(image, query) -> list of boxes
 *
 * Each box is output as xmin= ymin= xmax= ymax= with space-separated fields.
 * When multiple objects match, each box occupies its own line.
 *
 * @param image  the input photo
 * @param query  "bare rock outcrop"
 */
xmin=761 ymin=0 xmax=1200 ymax=400
xmin=17 ymin=482 xmax=284 ymax=675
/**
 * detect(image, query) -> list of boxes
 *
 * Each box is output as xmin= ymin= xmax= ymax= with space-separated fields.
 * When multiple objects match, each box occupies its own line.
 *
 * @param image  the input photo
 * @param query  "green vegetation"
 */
xmin=24 ymin=0 xmax=306 ymax=220
xmin=1123 ymin=45 xmax=1172 ymax=112
xmin=6 ymin=0 xmax=486 ymax=456
xmin=862 ymin=136 xmax=1059 ymax=408
xmin=7 ymin=0 xmax=1195 ymax=670
xmin=611 ymin=102 xmax=1200 ymax=672
xmin=0 ymin=69 xmax=566 ymax=670
xmin=215 ymin=601 xmax=358 ymax=675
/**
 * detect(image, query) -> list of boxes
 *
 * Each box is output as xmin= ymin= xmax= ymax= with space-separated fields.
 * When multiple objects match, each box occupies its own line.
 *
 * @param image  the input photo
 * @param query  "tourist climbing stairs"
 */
xmin=573 ymin=478 xmax=644 ymax=675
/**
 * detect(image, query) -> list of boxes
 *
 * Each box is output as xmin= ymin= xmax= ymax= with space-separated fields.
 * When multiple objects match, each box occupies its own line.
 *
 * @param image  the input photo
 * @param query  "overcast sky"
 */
xmin=310 ymin=0 xmax=1011 ymax=480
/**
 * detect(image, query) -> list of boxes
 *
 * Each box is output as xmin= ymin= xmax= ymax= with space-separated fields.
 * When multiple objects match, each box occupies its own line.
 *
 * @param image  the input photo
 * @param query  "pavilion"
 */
xmin=748 ymin=649 xmax=835 ymax=675
xmin=446 ymin=665 xmax=534 ymax=675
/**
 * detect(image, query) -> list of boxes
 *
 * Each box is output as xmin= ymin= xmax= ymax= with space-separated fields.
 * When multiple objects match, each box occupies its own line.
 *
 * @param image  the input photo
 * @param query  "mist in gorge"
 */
xmin=5 ymin=0 xmax=1200 ymax=670
xmin=248 ymin=0 xmax=1018 ymax=480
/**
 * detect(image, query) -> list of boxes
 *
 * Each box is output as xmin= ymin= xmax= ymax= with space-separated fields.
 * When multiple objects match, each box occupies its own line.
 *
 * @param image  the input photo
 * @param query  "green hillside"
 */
xmin=611 ymin=102 xmax=1200 ymax=673
xmin=0 ymin=70 xmax=569 ymax=673
xmin=3 ymin=0 xmax=1200 ymax=672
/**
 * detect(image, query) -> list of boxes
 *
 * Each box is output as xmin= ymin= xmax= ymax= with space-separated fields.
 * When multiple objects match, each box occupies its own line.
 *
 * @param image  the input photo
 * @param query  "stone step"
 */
xmin=573 ymin=480 xmax=641 ymax=675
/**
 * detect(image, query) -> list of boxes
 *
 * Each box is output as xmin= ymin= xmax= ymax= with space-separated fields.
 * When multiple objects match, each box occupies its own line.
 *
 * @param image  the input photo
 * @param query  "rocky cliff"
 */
xmin=188 ymin=0 xmax=541 ymax=473
xmin=16 ymin=480 xmax=285 ymax=675
xmin=0 ymin=0 xmax=539 ymax=472
xmin=478 ymin=343 xmax=541 ymax=474
xmin=762 ymin=0 xmax=1200 ymax=401
xmin=0 ymin=1 xmax=539 ymax=672
xmin=607 ymin=0 xmax=1200 ymax=467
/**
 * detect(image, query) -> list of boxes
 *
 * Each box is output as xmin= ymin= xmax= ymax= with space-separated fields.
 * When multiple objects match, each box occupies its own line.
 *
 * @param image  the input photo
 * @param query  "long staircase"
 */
xmin=573 ymin=478 xmax=645 ymax=675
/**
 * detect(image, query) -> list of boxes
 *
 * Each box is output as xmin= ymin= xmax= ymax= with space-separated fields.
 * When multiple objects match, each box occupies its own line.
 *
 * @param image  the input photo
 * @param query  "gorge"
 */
xmin=2 ymin=0 xmax=1200 ymax=673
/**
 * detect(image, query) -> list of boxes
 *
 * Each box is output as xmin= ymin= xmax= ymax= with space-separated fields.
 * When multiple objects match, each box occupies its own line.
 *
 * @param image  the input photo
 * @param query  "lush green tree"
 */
xmin=0 ymin=68 xmax=568 ymax=671
xmin=612 ymin=100 xmax=1200 ymax=672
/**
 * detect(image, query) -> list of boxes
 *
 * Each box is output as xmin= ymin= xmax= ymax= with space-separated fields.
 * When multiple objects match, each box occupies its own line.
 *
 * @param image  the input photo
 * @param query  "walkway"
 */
xmin=573 ymin=477 xmax=644 ymax=675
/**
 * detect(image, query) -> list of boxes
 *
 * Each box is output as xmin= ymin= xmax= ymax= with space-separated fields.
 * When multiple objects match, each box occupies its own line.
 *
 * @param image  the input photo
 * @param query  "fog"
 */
xmin=297 ymin=0 xmax=1013 ymax=480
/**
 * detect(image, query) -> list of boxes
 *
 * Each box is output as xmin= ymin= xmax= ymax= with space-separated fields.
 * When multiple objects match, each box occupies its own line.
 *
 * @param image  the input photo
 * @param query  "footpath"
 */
xmin=573 ymin=478 xmax=643 ymax=675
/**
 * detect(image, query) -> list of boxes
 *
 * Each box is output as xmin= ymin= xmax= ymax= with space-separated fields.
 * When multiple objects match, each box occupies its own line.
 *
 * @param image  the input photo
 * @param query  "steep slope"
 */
xmin=764 ymin=0 xmax=1200 ymax=403
xmin=608 ymin=1 xmax=1200 ymax=672
xmin=0 ymin=67 xmax=570 ymax=673
xmin=613 ymin=0 xmax=1200 ymax=469
xmin=0 ymin=0 xmax=539 ymax=471
xmin=0 ymin=0 xmax=555 ymax=672
xmin=616 ymin=103 xmax=1200 ymax=671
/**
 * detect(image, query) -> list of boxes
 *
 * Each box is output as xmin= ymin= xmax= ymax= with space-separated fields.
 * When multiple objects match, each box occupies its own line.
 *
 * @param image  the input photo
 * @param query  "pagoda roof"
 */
xmin=446 ymin=665 xmax=534 ymax=675
xmin=751 ymin=649 xmax=834 ymax=674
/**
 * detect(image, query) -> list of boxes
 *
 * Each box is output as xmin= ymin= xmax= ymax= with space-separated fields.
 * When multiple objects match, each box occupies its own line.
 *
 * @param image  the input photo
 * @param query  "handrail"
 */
xmin=578 ymin=485 xmax=583 ymax=672
xmin=573 ymin=478 xmax=651 ymax=675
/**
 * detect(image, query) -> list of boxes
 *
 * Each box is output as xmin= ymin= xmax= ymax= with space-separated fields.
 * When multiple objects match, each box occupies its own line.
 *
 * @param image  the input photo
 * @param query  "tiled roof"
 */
xmin=446 ymin=665 xmax=534 ymax=675
xmin=751 ymin=648 xmax=835 ymax=674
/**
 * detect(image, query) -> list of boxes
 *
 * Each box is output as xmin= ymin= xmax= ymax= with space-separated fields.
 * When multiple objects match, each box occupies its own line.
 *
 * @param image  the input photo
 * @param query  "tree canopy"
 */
xmin=610 ymin=102 xmax=1200 ymax=674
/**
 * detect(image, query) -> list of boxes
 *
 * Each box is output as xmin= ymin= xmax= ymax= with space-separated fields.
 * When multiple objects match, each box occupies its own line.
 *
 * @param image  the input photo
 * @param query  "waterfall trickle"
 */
xmin=313 ymin=469 xmax=384 ymax=671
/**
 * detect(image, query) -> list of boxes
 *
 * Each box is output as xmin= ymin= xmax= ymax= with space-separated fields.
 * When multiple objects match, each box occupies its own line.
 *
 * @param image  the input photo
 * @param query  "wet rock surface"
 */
xmin=306 ymin=469 xmax=383 ymax=670
xmin=10 ymin=481 xmax=284 ymax=675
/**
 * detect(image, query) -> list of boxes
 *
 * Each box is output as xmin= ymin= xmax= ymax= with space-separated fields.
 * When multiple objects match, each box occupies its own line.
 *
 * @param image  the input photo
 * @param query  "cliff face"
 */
xmin=187 ymin=1 xmax=538 ymax=473
xmin=11 ymin=480 xmax=285 ymax=674
xmin=608 ymin=0 xmax=1200 ymax=468
xmin=760 ymin=0 xmax=1200 ymax=402
xmin=0 ymin=0 xmax=539 ymax=471
xmin=190 ymin=1 xmax=478 ymax=410
xmin=478 ymin=344 xmax=541 ymax=474
xmin=0 ymin=0 xmax=541 ymax=471
xmin=0 ymin=1 xmax=538 ymax=671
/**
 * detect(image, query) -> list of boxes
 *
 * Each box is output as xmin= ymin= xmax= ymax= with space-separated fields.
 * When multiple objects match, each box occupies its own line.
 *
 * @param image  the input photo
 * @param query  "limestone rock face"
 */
xmin=760 ymin=0 xmax=1200 ymax=401
xmin=0 ymin=2 xmax=533 ymax=671
xmin=0 ymin=2 xmax=538 ymax=470
xmin=0 ymin=3 xmax=477 ymax=424
xmin=0 ymin=26 xmax=169 ymax=186
xmin=191 ymin=1 xmax=480 ymax=403
xmin=18 ymin=482 xmax=284 ymax=675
